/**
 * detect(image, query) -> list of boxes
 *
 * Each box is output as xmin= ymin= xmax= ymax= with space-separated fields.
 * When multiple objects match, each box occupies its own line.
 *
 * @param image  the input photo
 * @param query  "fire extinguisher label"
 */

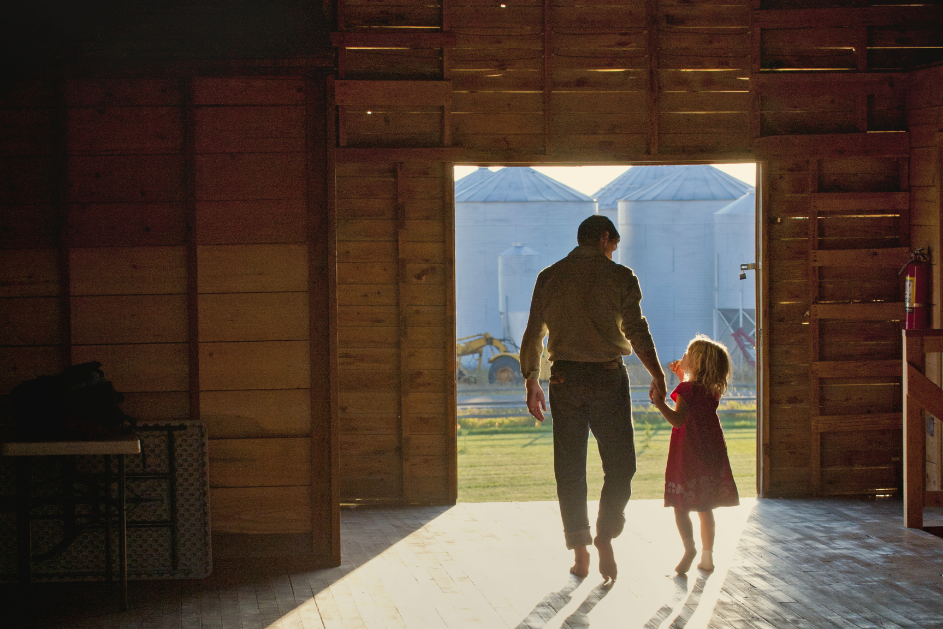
xmin=905 ymin=275 xmax=916 ymax=312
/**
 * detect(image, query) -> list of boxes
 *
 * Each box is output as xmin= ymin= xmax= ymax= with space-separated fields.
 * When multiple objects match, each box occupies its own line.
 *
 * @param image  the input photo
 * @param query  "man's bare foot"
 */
xmin=593 ymin=537 xmax=617 ymax=582
xmin=570 ymin=545 xmax=590 ymax=579
xmin=675 ymin=547 xmax=697 ymax=574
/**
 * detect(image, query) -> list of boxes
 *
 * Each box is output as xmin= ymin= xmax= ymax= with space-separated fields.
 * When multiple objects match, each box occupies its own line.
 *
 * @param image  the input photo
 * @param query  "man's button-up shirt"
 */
xmin=519 ymin=245 xmax=655 ymax=380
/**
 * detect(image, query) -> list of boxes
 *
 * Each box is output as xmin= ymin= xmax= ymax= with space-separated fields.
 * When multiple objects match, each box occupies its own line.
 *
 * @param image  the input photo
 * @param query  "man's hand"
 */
xmin=636 ymin=347 xmax=667 ymax=403
xmin=525 ymin=378 xmax=547 ymax=422
xmin=649 ymin=377 xmax=667 ymax=403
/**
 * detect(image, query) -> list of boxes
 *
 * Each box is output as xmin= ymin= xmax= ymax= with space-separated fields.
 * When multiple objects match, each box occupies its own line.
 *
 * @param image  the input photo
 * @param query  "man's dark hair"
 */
xmin=577 ymin=215 xmax=620 ymax=246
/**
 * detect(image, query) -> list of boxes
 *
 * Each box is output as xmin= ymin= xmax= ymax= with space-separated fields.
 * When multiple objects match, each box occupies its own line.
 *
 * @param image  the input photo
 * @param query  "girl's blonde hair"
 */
xmin=685 ymin=334 xmax=732 ymax=398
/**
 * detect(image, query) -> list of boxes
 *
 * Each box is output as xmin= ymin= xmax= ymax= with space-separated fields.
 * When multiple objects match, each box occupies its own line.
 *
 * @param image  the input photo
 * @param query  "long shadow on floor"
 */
xmin=514 ymin=574 xmax=612 ymax=629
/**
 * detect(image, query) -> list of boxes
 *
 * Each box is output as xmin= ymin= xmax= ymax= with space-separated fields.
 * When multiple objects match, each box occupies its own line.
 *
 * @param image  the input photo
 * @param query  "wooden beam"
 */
xmin=435 ymin=150 xmax=756 ymax=166
xmin=810 ymin=248 xmax=910 ymax=268
xmin=810 ymin=192 xmax=910 ymax=214
xmin=754 ymin=132 xmax=910 ymax=158
xmin=810 ymin=360 xmax=903 ymax=379
xmin=904 ymin=395 xmax=925 ymax=529
xmin=907 ymin=364 xmax=943 ymax=423
xmin=444 ymin=165 xmax=457 ymax=504
xmin=926 ymin=490 xmax=943 ymax=508
xmin=324 ymin=75 xmax=341 ymax=563
xmin=925 ymin=337 xmax=943 ymax=355
xmin=811 ymin=302 xmax=903 ymax=321
xmin=336 ymin=148 xmax=464 ymax=162
xmin=331 ymin=32 xmax=458 ymax=48
xmin=753 ymin=7 xmax=943 ymax=28
xmin=753 ymin=73 xmax=907 ymax=94
xmin=334 ymin=81 xmax=453 ymax=107
xmin=811 ymin=413 xmax=901 ymax=433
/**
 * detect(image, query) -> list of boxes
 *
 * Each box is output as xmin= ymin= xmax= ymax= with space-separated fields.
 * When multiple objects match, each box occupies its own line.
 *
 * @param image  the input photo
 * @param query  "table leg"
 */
xmin=118 ymin=453 xmax=128 ymax=611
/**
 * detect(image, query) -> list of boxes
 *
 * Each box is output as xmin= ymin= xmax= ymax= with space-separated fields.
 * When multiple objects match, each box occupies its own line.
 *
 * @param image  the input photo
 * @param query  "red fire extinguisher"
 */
xmin=901 ymin=247 xmax=930 ymax=329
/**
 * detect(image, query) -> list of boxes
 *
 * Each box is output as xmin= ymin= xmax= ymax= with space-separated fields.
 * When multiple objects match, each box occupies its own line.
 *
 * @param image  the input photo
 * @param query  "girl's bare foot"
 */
xmin=593 ymin=537 xmax=617 ymax=582
xmin=675 ymin=547 xmax=697 ymax=574
xmin=570 ymin=545 xmax=590 ymax=578
xmin=697 ymin=549 xmax=714 ymax=571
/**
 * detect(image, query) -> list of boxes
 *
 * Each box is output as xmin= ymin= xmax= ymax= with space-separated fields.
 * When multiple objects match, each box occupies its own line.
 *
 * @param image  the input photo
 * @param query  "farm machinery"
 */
xmin=456 ymin=332 xmax=550 ymax=385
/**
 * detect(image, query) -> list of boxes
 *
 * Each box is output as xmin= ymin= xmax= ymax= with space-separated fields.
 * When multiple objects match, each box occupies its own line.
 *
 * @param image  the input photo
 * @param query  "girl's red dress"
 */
xmin=664 ymin=381 xmax=740 ymax=512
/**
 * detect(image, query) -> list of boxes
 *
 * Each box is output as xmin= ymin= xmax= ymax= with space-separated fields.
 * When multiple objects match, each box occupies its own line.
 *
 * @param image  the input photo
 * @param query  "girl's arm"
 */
xmin=669 ymin=359 xmax=685 ymax=382
xmin=652 ymin=391 xmax=689 ymax=429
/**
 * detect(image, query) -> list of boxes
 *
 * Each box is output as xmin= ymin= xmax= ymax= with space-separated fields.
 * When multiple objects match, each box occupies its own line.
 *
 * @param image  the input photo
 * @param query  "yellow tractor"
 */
xmin=456 ymin=332 xmax=549 ymax=385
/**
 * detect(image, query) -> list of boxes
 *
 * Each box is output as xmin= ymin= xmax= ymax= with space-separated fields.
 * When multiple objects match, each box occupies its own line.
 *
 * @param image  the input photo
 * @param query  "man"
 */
xmin=520 ymin=214 xmax=666 ymax=583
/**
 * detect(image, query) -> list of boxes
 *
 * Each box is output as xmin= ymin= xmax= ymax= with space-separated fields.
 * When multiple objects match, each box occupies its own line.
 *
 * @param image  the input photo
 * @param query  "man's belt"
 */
xmin=554 ymin=358 xmax=623 ymax=370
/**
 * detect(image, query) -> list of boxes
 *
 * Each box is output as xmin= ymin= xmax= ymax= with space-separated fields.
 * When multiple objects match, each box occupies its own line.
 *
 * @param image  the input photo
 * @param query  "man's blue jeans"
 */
xmin=549 ymin=359 xmax=636 ymax=549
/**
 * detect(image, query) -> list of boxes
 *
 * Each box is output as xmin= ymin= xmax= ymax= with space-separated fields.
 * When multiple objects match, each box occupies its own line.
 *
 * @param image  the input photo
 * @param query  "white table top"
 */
xmin=2 ymin=434 xmax=141 ymax=456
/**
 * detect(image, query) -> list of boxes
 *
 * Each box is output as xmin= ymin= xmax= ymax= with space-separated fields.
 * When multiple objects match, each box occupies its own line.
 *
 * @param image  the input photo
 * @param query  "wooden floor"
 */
xmin=5 ymin=497 xmax=943 ymax=628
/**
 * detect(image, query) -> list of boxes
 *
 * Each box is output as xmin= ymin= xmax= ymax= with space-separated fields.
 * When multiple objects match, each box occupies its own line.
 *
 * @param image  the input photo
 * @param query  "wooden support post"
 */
xmin=444 ymin=165 xmax=457 ymax=504
xmin=808 ymin=161 xmax=822 ymax=496
xmin=758 ymin=161 xmax=771 ymax=497
xmin=646 ymin=0 xmax=659 ymax=156
xmin=443 ymin=0 xmax=452 ymax=146
xmin=183 ymin=77 xmax=200 ymax=422
xmin=904 ymin=332 xmax=926 ymax=529
xmin=396 ymin=163 xmax=410 ymax=503
xmin=543 ymin=0 xmax=552 ymax=155
xmin=322 ymin=76 xmax=341 ymax=563
xmin=905 ymin=395 xmax=926 ymax=529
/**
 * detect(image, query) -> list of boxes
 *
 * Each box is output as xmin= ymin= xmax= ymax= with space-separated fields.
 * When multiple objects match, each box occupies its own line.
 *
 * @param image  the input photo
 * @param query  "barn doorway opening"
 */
xmin=453 ymin=164 xmax=758 ymax=504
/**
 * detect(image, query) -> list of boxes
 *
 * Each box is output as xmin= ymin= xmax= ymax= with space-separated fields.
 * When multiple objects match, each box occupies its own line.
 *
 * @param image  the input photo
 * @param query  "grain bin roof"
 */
xmin=592 ymin=165 xmax=679 ymax=210
xmin=456 ymin=167 xmax=594 ymax=203
xmin=455 ymin=167 xmax=498 ymax=195
xmin=624 ymin=165 xmax=753 ymax=201
xmin=715 ymin=190 xmax=756 ymax=215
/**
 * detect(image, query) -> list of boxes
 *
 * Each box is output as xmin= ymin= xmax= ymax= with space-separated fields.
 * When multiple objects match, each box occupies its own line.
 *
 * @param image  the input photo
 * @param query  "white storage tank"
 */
xmin=618 ymin=165 xmax=754 ymax=362
xmin=714 ymin=191 xmax=757 ymax=365
xmin=455 ymin=167 xmax=596 ymax=341
xmin=455 ymin=166 xmax=496 ymax=195
xmin=497 ymin=244 xmax=541 ymax=349
xmin=593 ymin=165 xmax=678 ymax=264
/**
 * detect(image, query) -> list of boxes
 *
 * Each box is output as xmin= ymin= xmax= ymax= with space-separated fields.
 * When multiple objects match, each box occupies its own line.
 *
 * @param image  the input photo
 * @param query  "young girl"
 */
xmin=650 ymin=334 xmax=740 ymax=574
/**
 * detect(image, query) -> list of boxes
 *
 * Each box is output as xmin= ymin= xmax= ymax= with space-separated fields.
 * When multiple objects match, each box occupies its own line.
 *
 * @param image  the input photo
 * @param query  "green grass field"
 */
xmin=457 ymin=420 xmax=757 ymax=503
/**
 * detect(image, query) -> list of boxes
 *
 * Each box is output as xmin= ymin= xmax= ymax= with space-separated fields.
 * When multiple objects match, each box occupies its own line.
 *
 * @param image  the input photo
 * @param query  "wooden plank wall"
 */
xmin=0 ymin=82 xmax=68 ymax=394
xmin=908 ymin=64 xmax=943 ymax=492
xmin=754 ymin=5 xmax=943 ymax=497
xmin=331 ymin=0 xmax=942 ymax=503
xmin=0 ymin=74 xmax=336 ymax=562
xmin=3 ymin=1 xmax=943 ymax=561
xmin=334 ymin=158 xmax=456 ymax=504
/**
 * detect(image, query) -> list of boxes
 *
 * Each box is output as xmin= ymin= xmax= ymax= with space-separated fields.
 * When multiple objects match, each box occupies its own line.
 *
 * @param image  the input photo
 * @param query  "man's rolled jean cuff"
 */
xmin=565 ymin=526 xmax=593 ymax=549
xmin=595 ymin=514 xmax=626 ymax=541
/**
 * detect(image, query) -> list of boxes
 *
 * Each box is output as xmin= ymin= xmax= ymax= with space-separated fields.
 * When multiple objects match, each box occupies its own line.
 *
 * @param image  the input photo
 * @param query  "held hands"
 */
xmin=648 ymin=374 xmax=667 ymax=407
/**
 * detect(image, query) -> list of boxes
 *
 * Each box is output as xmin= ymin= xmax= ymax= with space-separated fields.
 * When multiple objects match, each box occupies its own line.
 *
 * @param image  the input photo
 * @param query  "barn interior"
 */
xmin=2 ymin=1 xmax=943 ymax=627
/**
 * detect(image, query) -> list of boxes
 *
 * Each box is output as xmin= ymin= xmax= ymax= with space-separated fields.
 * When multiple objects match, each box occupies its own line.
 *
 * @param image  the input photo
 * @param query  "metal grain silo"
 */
xmin=714 ymin=191 xmax=757 ymax=366
xmin=455 ymin=166 xmax=496 ymax=195
xmin=455 ymin=167 xmax=596 ymax=341
xmin=498 ymin=244 xmax=541 ymax=348
xmin=618 ymin=165 xmax=754 ymax=362
xmin=593 ymin=165 xmax=678 ymax=264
